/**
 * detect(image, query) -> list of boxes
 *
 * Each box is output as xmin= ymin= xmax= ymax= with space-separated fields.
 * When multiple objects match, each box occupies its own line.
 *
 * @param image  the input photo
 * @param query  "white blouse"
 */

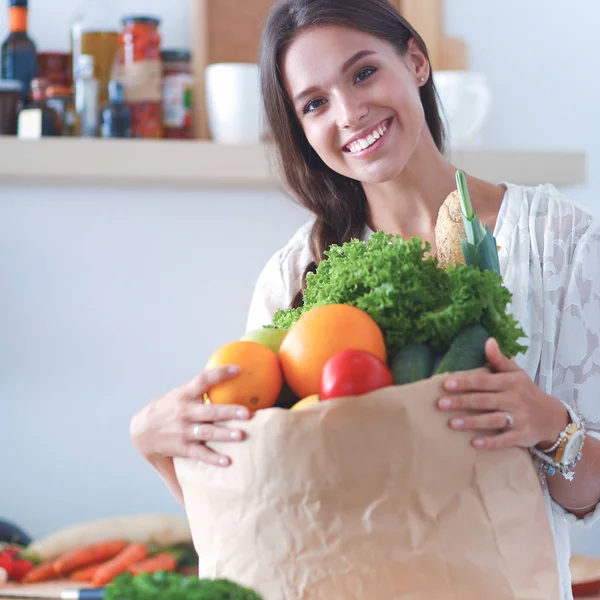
xmin=245 ymin=182 xmax=600 ymax=599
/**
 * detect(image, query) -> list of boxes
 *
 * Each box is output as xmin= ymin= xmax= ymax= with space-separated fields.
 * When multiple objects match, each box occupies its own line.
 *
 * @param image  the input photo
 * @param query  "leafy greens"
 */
xmin=272 ymin=231 xmax=527 ymax=358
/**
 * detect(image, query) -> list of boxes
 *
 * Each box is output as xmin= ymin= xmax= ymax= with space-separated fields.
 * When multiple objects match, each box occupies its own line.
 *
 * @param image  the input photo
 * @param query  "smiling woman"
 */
xmin=129 ymin=1 xmax=600 ymax=598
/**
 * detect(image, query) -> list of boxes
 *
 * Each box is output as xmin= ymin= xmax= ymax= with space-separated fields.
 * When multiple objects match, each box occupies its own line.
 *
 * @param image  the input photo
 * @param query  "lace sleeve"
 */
xmin=550 ymin=219 xmax=600 ymax=434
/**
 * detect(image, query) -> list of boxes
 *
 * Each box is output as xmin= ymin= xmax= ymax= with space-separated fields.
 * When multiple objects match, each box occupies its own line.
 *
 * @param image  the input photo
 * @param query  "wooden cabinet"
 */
xmin=191 ymin=0 xmax=274 ymax=139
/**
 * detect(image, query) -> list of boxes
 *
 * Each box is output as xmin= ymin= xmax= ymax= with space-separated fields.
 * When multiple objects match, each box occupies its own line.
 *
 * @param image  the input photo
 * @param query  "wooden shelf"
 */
xmin=0 ymin=137 xmax=586 ymax=189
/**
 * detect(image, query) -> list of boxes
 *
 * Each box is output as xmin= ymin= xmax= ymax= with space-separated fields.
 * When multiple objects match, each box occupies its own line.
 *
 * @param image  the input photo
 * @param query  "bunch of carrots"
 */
xmin=22 ymin=540 xmax=186 ymax=587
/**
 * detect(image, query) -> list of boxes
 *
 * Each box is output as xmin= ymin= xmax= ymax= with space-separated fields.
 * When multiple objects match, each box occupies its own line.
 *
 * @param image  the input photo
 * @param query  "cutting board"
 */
xmin=0 ymin=581 xmax=92 ymax=598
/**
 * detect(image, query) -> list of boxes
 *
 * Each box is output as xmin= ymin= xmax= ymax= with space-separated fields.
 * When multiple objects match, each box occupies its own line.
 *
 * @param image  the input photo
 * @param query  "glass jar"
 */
xmin=161 ymin=49 xmax=194 ymax=139
xmin=117 ymin=16 xmax=162 ymax=139
xmin=38 ymin=52 xmax=72 ymax=87
xmin=71 ymin=0 xmax=121 ymax=105
xmin=0 ymin=79 xmax=23 ymax=134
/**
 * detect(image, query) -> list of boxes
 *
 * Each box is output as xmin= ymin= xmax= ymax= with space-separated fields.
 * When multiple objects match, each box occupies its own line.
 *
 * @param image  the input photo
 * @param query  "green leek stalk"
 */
xmin=455 ymin=170 xmax=501 ymax=274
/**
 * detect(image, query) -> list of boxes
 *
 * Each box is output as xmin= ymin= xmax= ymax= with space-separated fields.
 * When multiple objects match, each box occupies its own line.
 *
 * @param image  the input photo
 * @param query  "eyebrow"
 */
xmin=292 ymin=49 xmax=378 ymax=105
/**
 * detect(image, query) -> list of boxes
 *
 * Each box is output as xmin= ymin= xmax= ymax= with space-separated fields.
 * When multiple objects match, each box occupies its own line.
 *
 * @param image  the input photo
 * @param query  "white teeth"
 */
xmin=346 ymin=121 xmax=389 ymax=153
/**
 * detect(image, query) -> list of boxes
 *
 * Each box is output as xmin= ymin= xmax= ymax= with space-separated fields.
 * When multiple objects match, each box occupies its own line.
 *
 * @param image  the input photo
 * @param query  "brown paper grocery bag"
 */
xmin=174 ymin=373 xmax=560 ymax=600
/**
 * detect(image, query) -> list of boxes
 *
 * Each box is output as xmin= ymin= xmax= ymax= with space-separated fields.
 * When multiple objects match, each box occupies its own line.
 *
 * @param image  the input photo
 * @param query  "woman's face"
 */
xmin=282 ymin=25 xmax=430 ymax=183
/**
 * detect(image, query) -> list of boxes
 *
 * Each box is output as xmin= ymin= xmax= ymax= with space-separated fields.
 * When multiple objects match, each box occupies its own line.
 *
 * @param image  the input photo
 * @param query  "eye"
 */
xmin=302 ymin=98 xmax=327 ymax=115
xmin=355 ymin=66 xmax=377 ymax=84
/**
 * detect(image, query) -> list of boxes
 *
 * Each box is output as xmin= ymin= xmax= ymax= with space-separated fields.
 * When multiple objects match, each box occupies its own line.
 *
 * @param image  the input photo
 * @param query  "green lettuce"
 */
xmin=272 ymin=231 xmax=527 ymax=359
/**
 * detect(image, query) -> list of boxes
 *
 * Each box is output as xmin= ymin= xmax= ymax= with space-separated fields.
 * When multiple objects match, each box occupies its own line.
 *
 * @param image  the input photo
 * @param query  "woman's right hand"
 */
xmin=130 ymin=365 xmax=251 ymax=467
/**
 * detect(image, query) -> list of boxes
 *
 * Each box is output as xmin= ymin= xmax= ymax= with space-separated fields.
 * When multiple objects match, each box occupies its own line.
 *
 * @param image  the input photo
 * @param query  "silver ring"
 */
xmin=192 ymin=424 xmax=201 ymax=440
xmin=504 ymin=412 xmax=514 ymax=429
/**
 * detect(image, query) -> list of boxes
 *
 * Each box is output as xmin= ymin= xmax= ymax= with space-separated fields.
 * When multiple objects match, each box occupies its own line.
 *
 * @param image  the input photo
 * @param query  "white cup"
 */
xmin=433 ymin=71 xmax=492 ymax=148
xmin=205 ymin=62 xmax=265 ymax=144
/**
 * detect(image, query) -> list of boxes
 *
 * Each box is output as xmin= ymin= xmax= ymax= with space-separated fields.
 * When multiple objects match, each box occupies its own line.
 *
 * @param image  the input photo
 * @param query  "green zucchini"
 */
xmin=434 ymin=323 xmax=490 ymax=374
xmin=391 ymin=342 xmax=436 ymax=385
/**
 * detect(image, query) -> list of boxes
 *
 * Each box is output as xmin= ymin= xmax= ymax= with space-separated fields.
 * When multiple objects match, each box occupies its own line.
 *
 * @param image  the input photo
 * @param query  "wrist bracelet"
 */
xmin=530 ymin=402 xmax=586 ymax=482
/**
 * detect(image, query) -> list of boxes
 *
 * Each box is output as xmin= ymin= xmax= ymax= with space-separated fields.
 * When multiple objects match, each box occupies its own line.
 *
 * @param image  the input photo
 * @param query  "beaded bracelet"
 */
xmin=529 ymin=402 xmax=586 ymax=482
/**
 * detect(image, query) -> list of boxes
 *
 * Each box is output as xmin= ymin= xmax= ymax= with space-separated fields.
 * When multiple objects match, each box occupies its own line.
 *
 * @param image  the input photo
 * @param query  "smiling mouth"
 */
xmin=343 ymin=118 xmax=392 ymax=154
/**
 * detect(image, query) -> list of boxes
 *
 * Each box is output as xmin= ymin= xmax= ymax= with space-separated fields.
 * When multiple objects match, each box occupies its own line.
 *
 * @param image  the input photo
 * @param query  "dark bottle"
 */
xmin=17 ymin=77 xmax=61 ymax=137
xmin=100 ymin=80 xmax=132 ymax=138
xmin=1 ymin=0 xmax=37 ymax=106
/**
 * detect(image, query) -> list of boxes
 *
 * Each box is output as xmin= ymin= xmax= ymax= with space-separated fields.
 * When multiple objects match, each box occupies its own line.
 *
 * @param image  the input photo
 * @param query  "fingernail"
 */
xmin=228 ymin=365 xmax=241 ymax=375
xmin=451 ymin=418 xmax=464 ymax=428
xmin=236 ymin=408 xmax=249 ymax=419
xmin=229 ymin=430 xmax=242 ymax=440
xmin=473 ymin=439 xmax=485 ymax=448
xmin=439 ymin=397 xmax=452 ymax=409
xmin=218 ymin=457 xmax=230 ymax=466
xmin=445 ymin=379 xmax=458 ymax=391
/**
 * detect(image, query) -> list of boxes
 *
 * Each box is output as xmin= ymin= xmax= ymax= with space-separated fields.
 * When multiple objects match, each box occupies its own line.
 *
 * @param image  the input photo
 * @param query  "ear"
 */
xmin=405 ymin=37 xmax=430 ymax=87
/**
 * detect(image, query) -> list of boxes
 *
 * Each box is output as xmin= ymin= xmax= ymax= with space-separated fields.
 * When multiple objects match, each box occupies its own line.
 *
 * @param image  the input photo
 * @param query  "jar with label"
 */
xmin=117 ymin=16 xmax=162 ymax=138
xmin=161 ymin=49 xmax=193 ymax=139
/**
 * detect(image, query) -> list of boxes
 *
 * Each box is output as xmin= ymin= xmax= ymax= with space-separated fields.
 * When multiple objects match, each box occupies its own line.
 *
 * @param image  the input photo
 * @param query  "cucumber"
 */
xmin=434 ymin=323 xmax=490 ymax=374
xmin=391 ymin=342 xmax=436 ymax=385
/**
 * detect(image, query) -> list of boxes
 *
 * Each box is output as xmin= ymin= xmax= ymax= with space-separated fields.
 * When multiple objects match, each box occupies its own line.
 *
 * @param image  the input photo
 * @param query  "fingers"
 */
xmin=449 ymin=410 xmax=513 ymax=433
xmin=183 ymin=365 xmax=241 ymax=399
xmin=185 ymin=422 xmax=246 ymax=444
xmin=185 ymin=442 xmax=233 ymax=467
xmin=471 ymin=431 xmax=521 ymax=451
xmin=184 ymin=402 xmax=251 ymax=423
xmin=439 ymin=392 xmax=505 ymax=412
xmin=484 ymin=338 xmax=521 ymax=373
xmin=442 ymin=371 xmax=518 ymax=394
xmin=184 ymin=422 xmax=247 ymax=468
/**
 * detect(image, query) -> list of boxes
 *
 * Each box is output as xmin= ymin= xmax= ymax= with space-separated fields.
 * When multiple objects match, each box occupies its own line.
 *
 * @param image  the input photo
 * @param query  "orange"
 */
xmin=278 ymin=304 xmax=386 ymax=399
xmin=204 ymin=340 xmax=282 ymax=411
xmin=290 ymin=394 xmax=321 ymax=411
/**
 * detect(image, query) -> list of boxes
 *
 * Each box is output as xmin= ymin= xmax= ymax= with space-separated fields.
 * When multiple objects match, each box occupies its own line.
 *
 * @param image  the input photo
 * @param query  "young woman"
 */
xmin=130 ymin=1 xmax=600 ymax=596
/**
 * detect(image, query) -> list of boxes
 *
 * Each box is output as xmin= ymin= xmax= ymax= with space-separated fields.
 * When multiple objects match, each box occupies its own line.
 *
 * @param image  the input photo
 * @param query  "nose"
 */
xmin=334 ymin=92 xmax=369 ymax=129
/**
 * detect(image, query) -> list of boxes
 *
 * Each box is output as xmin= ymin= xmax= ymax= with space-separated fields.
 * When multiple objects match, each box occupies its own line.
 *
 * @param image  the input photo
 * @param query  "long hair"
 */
xmin=259 ymin=0 xmax=446 ymax=308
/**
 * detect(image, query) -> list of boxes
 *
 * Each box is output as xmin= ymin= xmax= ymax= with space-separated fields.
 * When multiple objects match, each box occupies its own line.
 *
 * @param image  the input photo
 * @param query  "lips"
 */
xmin=343 ymin=118 xmax=391 ymax=154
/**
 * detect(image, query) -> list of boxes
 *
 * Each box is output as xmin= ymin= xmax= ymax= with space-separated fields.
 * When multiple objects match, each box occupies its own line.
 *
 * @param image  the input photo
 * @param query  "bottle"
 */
xmin=46 ymin=83 xmax=76 ymax=136
xmin=74 ymin=54 xmax=99 ymax=137
xmin=1 ymin=0 xmax=37 ymax=106
xmin=71 ymin=0 xmax=121 ymax=105
xmin=17 ymin=77 xmax=61 ymax=138
xmin=100 ymin=79 xmax=132 ymax=138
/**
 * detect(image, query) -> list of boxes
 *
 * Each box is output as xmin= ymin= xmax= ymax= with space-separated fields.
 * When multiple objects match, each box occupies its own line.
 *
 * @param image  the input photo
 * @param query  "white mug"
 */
xmin=433 ymin=71 xmax=492 ymax=148
xmin=205 ymin=62 xmax=265 ymax=144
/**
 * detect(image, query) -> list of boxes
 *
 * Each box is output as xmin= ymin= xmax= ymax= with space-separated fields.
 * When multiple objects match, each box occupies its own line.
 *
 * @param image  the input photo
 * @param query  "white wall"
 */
xmin=2 ymin=0 xmax=599 ymax=558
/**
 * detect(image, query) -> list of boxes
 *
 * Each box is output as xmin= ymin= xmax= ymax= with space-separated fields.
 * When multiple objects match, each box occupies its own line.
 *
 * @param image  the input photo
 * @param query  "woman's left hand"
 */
xmin=438 ymin=338 xmax=569 ymax=450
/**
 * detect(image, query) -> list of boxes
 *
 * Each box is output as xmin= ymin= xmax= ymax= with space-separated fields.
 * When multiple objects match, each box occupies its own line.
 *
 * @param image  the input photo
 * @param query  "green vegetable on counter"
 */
xmin=105 ymin=572 xmax=263 ymax=600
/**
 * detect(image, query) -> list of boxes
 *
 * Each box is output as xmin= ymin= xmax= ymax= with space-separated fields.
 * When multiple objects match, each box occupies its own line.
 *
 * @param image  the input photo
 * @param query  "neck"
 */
xmin=362 ymin=131 xmax=456 ymax=243
xmin=362 ymin=130 xmax=505 ymax=248
xmin=9 ymin=6 xmax=28 ymax=33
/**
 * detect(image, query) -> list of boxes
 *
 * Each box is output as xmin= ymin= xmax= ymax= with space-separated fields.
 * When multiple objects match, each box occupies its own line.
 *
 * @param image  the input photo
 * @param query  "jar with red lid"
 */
xmin=117 ymin=15 xmax=162 ymax=138
xmin=161 ymin=49 xmax=194 ymax=139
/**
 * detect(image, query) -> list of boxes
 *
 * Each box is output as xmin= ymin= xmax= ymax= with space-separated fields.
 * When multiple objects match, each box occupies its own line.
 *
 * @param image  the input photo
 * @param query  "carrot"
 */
xmin=53 ymin=539 xmax=128 ymax=575
xmin=128 ymin=552 xmax=177 ymax=576
xmin=68 ymin=561 xmax=107 ymax=582
xmin=91 ymin=543 xmax=148 ymax=586
xmin=21 ymin=561 xmax=60 ymax=583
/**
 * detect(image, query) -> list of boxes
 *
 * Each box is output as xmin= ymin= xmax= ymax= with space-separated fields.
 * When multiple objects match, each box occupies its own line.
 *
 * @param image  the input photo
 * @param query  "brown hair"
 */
xmin=259 ymin=0 xmax=446 ymax=308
